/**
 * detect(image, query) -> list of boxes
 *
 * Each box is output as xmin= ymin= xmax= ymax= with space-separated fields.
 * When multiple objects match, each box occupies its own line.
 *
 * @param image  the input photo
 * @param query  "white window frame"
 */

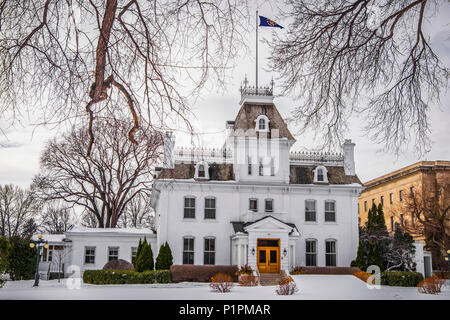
xmin=183 ymin=237 xmax=195 ymax=265
xmin=108 ymin=246 xmax=119 ymax=262
xmin=254 ymin=115 xmax=270 ymax=133
xmin=265 ymin=198 xmax=274 ymax=212
xmin=84 ymin=246 xmax=96 ymax=264
xmin=305 ymin=199 xmax=316 ymax=222
xmin=313 ymin=165 xmax=328 ymax=183
xmin=325 ymin=239 xmax=337 ymax=267
xmin=204 ymin=196 xmax=216 ymax=220
xmin=305 ymin=239 xmax=317 ymax=266
xmin=324 ymin=200 xmax=336 ymax=222
xmin=131 ymin=246 xmax=138 ymax=264
xmin=183 ymin=196 xmax=196 ymax=219
xmin=203 ymin=237 xmax=216 ymax=265
xmin=249 ymin=198 xmax=258 ymax=212
xmin=194 ymin=161 xmax=209 ymax=180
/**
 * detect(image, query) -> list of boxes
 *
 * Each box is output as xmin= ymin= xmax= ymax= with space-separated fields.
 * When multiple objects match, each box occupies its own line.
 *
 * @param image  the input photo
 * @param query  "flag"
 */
xmin=259 ymin=16 xmax=284 ymax=29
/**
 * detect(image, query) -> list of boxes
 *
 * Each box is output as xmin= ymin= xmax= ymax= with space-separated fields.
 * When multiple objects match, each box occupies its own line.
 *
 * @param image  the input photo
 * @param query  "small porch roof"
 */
xmin=231 ymin=215 xmax=300 ymax=236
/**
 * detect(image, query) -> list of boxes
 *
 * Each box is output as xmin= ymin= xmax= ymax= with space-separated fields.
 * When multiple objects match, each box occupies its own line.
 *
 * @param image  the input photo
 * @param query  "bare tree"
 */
xmin=0 ymin=185 xmax=39 ymax=238
xmin=0 ymin=0 xmax=249 ymax=153
xmin=394 ymin=181 xmax=450 ymax=270
xmin=269 ymin=0 xmax=448 ymax=154
xmin=117 ymin=192 xmax=154 ymax=230
xmin=32 ymin=118 xmax=163 ymax=228
xmin=39 ymin=201 xmax=75 ymax=234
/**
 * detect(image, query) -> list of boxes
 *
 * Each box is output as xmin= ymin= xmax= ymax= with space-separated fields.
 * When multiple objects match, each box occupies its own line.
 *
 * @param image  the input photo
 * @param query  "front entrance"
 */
xmin=257 ymin=239 xmax=280 ymax=273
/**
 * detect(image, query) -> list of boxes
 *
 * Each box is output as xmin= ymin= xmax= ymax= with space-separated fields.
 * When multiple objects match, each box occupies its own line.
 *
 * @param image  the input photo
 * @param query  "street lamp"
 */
xmin=446 ymin=250 xmax=450 ymax=271
xmin=29 ymin=234 xmax=48 ymax=287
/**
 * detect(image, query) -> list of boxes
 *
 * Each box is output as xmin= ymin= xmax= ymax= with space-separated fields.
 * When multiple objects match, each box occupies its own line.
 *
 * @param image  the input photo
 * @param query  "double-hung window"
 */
xmin=324 ymin=200 xmax=336 ymax=222
xmin=84 ymin=246 xmax=96 ymax=264
xmin=305 ymin=200 xmax=316 ymax=222
xmin=108 ymin=247 xmax=119 ymax=262
xmin=265 ymin=199 xmax=273 ymax=212
xmin=305 ymin=240 xmax=317 ymax=266
xmin=204 ymin=238 xmax=215 ymax=265
xmin=249 ymin=199 xmax=258 ymax=212
xmin=183 ymin=238 xmax=194 ymax=264
xmin=204 ymin=197 xmax=216 ymax=219
xmin=184 ymin=197 xmax=196 ymax=219
xmin=325 ymin=240 xmax=337 ymax=266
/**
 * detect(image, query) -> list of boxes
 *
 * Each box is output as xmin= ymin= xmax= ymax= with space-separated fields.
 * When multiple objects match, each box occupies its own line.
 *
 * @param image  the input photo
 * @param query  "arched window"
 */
xmin=317 ymin=168 xmax=324 ymax=181
xmin=195 ymin=161 xmax=209 ymax=180
xmin=254 ymin=115 xmax=270 ymax=133
xmin=198 ymin=164 xmax=205 ymax=177
xmin=259 ymin=118 xmax=266 ymax=130
xmin=313 ymin=165 xmax=328 ymax=183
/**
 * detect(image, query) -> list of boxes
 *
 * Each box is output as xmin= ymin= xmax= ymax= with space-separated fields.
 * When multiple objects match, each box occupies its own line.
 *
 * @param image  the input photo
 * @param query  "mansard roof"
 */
xmin=290 ymin=165 xmax=361 ymax=185
xmin=157 ymin=163 xmax=234 ymax=181
xmin=232 ymin=102 xmax=295 ymax=140
xmin=157 ymin=162 xmax=361 ymax=185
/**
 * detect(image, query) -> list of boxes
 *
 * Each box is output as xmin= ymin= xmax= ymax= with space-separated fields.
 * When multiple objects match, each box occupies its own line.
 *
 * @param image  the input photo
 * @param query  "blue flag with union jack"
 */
xmin=259 ymin=16 xmax=284 ymax=29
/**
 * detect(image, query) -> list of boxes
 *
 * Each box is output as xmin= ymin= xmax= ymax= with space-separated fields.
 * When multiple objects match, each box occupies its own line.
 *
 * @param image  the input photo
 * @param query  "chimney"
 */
xmin=163 ymin=131 xmax=175 ymax=169
xmin=343 ymin=139 xmax=356 ymax=176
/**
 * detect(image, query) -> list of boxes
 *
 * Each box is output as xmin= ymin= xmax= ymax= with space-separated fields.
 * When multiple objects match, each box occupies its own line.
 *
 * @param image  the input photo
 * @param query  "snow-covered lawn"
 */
xmin=0 ymin=275 xmax=449 ymax=300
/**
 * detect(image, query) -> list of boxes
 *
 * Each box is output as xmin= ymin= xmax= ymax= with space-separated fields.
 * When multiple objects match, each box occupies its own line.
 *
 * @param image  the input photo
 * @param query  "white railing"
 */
xmin=174 ymin=146 xmax=233 ymax=163
xmin=289 ymin=151 xmax=344 ymax=164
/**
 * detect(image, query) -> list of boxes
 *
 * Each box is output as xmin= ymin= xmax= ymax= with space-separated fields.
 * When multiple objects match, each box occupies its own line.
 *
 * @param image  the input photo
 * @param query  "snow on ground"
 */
xmin=0 ymin=275 xmax=449 ymax=300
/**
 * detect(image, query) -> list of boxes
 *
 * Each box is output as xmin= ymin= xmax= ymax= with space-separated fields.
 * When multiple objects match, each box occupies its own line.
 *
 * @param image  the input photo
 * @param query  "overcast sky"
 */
xmin=1 ymin=1 xmax=449 ymax=189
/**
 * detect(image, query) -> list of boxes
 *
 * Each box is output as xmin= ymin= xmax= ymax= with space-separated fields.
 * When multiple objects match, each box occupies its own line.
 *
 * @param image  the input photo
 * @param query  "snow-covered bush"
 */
xmin=210 ymin=273 xmax=234 ymax=293
xmin=418 ymin=276 xmax=446 ymax=294
xmin=276 ymin=276 xmax=298 ymax=295
xmin=353 ymin=271 xmax=372 ymax=283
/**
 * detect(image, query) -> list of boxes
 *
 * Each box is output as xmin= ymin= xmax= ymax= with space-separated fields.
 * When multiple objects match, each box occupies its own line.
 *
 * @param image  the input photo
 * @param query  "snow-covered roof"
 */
xmin=31 ymin=234 xmax=66 ymax=243
xmin=65 ymin=226 xmax=155 ymax=236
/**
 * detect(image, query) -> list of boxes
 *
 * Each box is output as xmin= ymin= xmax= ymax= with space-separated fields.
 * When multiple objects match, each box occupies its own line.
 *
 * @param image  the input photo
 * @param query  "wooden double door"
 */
xmin=257 ymin=239 xmax=280 ymax=273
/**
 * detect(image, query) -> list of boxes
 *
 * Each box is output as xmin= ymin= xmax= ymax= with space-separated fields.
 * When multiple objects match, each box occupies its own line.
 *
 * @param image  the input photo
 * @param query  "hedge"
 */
xmin=170 ymin=265 xmax=238 ymax=282
xmin=381 ymin=271 xmax=424 ymax=287
xmin=290 ymin=266 xmax=361 ymax=275
xmin=83 ymin=269 xmax=170 ymax=285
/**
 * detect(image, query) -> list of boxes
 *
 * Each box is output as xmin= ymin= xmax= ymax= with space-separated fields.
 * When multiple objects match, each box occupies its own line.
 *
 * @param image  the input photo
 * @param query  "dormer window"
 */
xmin=259 ymin=118 xmax=266 ymax=130
xmin=198 ymin=164 xmax=205 ymax=177
xmin=313 ymin=165 xmax=328 ymax=183
xmin=317 ymin=168 xmax=324 ymax=181
xmin=194 ymin=161 xmax=209 ymax=180
xmin=254 ymin=115 xmax=270 ymax=133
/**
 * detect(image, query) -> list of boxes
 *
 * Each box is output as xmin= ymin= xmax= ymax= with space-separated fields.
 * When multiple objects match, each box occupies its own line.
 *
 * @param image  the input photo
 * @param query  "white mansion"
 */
xmin=34 ymin=85 xmax=431 ymax=279
xmin=150 ymin=85 xmax=363 ymax=273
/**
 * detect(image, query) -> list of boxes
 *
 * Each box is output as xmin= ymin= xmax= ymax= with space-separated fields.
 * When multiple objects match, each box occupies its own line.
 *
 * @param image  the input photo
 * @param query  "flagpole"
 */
xmin=256 ymin=10 xmax=258 ymax=91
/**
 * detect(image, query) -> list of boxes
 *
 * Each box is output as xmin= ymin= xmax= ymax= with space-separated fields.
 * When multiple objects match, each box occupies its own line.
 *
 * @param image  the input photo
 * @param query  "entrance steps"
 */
xmin=259 ymin=272 xmax=282 ymax=286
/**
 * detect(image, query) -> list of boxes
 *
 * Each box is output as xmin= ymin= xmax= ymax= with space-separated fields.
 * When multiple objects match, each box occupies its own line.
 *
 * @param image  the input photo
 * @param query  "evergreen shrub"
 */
xmin=381 ymin=271 xmax=423 ymax=287
xmin=83 ymin=269 xmax=170 ymax=284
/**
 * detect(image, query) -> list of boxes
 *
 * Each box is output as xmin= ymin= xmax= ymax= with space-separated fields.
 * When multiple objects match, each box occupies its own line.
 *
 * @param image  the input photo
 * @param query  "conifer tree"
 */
xmin=354 ymin=240 xmax=367 ymax=271
xmin=133 ymin=238 xmax=142 ymax=269
xmin=135 ymin=237 xmax=154 ymax=272
xmin=155 ymin=242 xmax=174 ymax=270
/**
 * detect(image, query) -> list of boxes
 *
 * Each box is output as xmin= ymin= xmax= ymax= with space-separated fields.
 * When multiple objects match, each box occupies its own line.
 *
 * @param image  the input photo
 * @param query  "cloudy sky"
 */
xmin=1 ymin=1 xmax=449 ymax=189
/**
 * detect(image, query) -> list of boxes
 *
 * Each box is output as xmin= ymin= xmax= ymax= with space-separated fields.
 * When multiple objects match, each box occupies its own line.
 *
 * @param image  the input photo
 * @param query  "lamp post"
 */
xmin=29 ymin=234 xmax=48 ymax=287
xmin=446 ymin=249 xmax=450 ymax=271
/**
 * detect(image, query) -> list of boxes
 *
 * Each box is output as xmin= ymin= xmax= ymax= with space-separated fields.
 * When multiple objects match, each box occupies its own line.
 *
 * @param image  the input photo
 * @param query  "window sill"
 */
xmin=324 ymin=221 xmax=338 ymax=224
xmin=183 ymin=218 xmax=197 ymax=222
xmin=203 ymin=219 xmax=218 ymax=222
xmin=304 ymin=221 xmax=318 ymax=225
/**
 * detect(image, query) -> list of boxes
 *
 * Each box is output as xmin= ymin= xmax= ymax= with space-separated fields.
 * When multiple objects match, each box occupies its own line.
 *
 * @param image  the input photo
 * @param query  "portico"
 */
xmin=231 ymin=216 xmax=300 ymax=273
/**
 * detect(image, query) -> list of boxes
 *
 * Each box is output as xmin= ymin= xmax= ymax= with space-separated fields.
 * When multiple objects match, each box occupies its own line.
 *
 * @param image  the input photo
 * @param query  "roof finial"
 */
xmin=244 ymin=74 xmax=249 ymax=88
